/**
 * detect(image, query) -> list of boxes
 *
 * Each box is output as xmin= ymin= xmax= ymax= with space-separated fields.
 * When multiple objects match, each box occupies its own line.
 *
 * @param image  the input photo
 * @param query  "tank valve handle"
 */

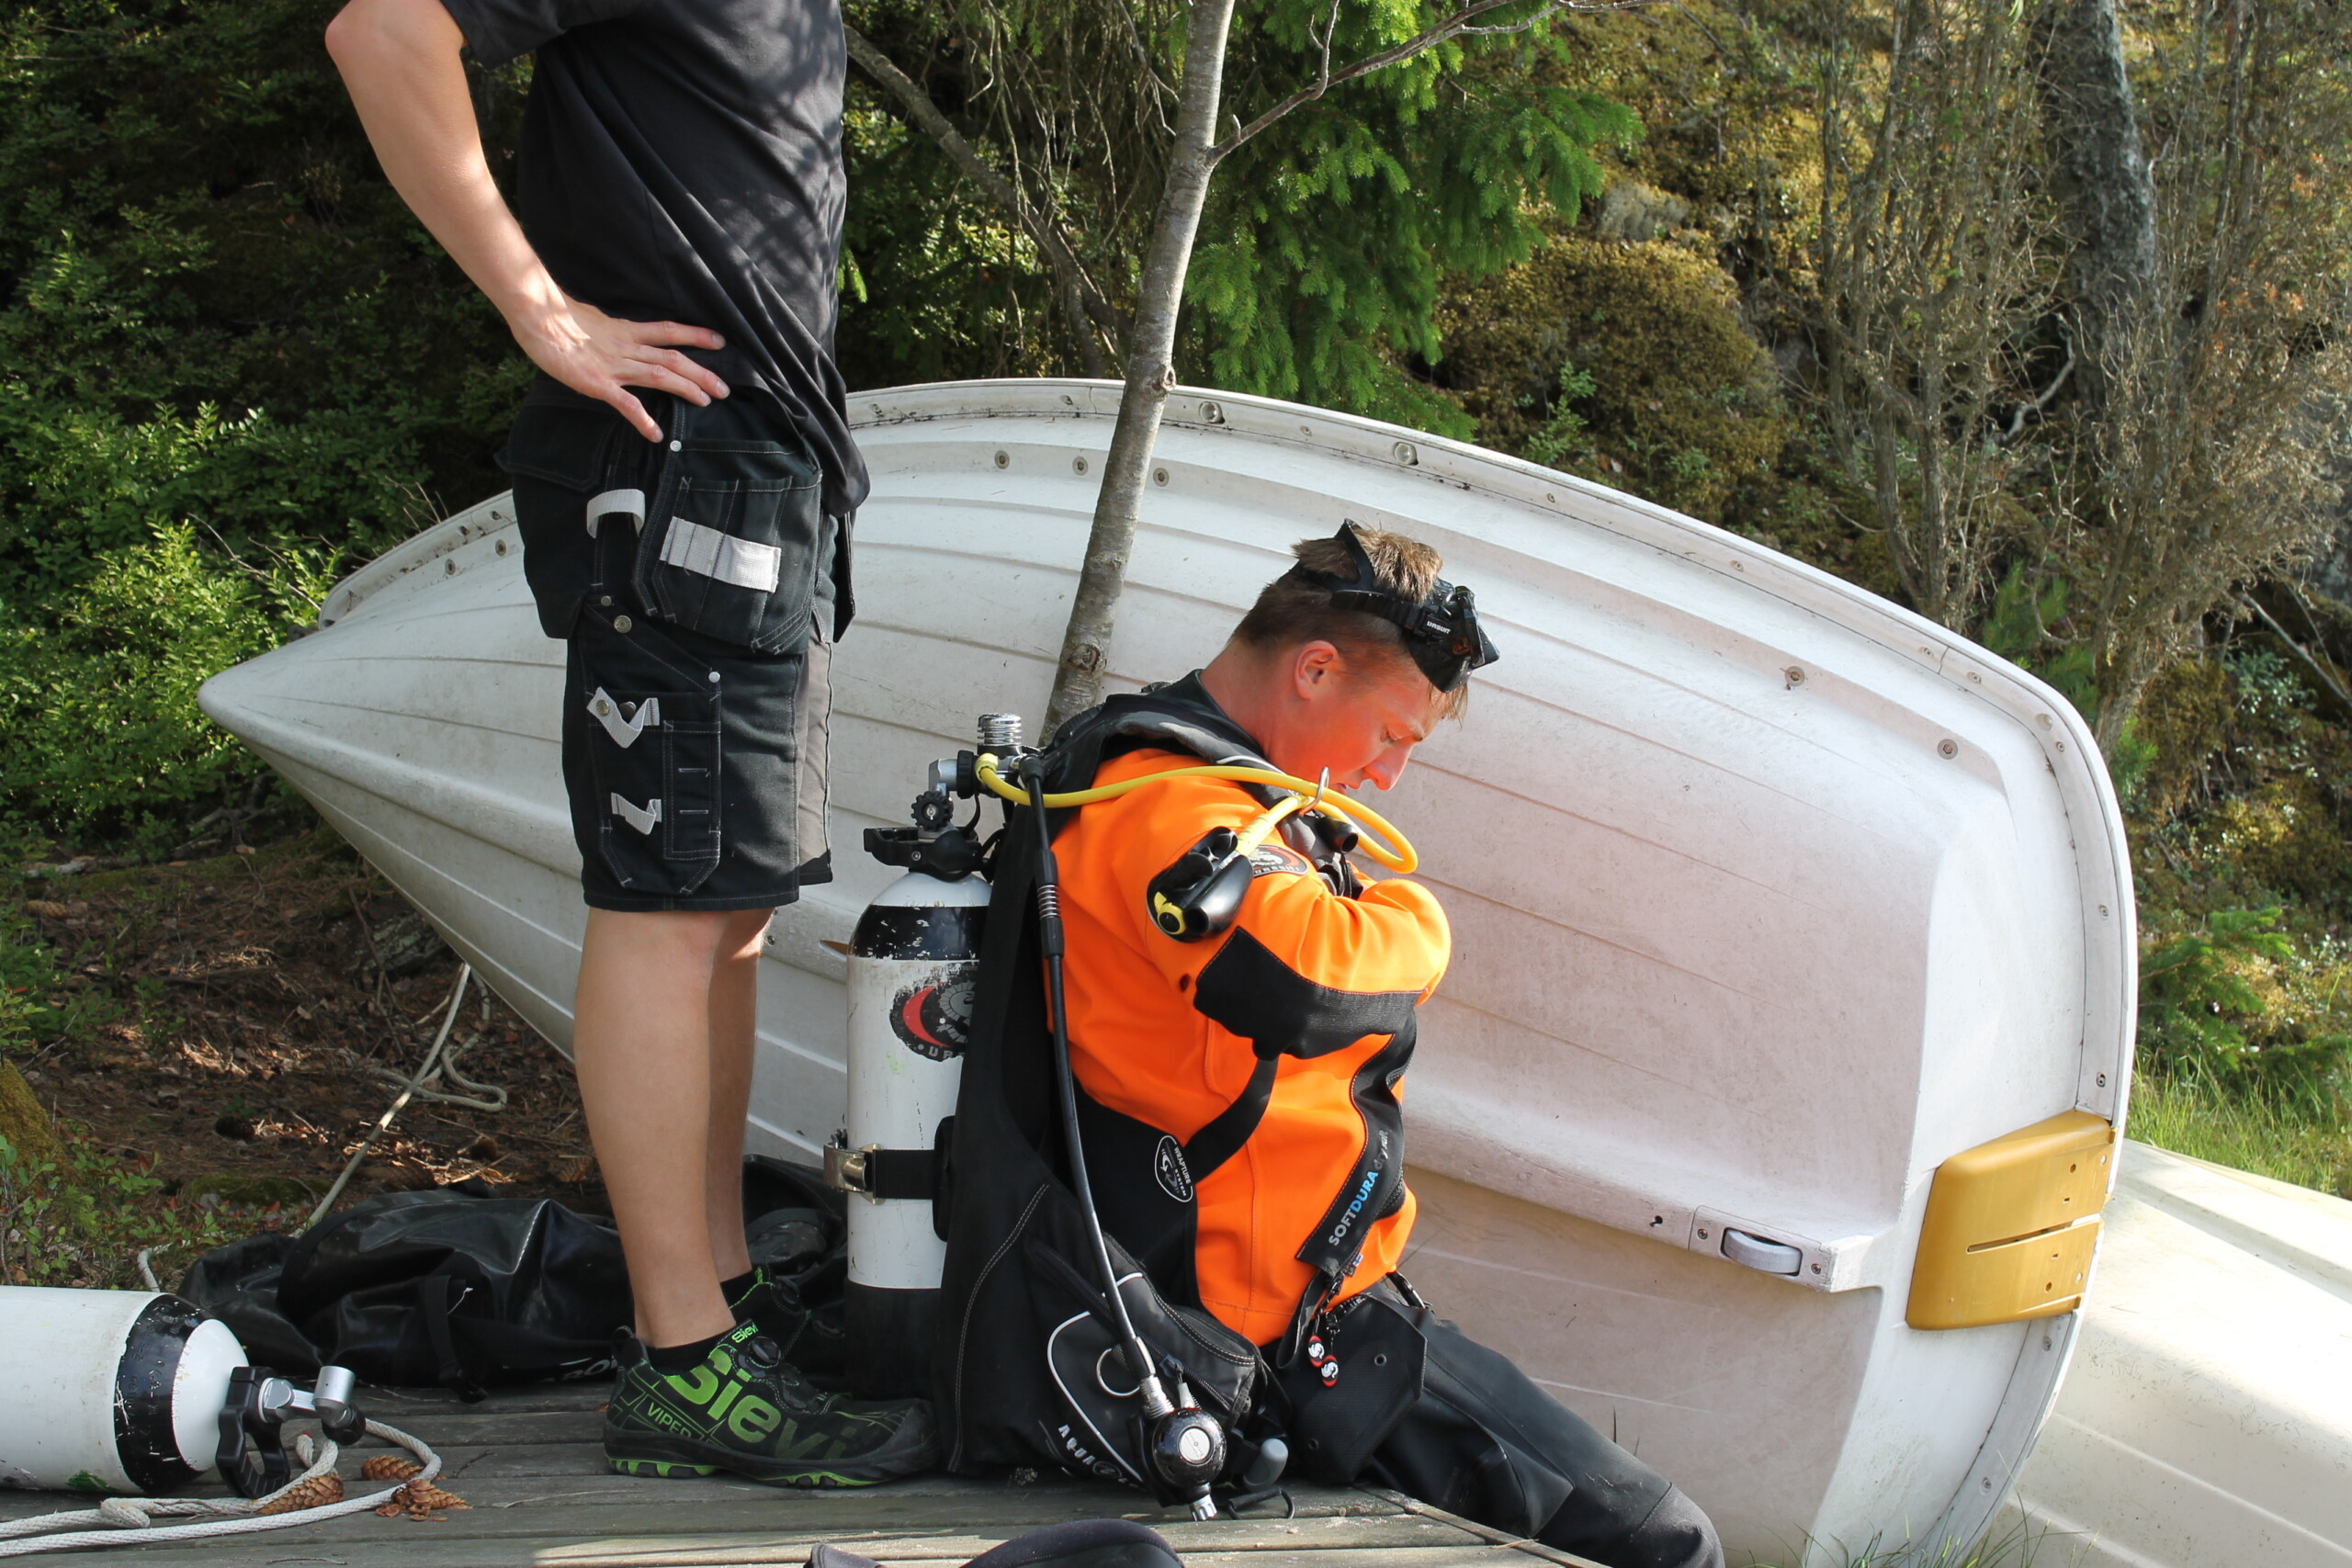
xmin=217 ymin=1364 xmax=367 ymax=1497
xmin=865 ymin=744 xmax=995 ymax=880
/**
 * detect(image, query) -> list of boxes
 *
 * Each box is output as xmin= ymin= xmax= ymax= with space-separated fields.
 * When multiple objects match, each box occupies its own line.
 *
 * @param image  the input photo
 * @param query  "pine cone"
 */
xmin=375 ymin=1477 xmax=469 ymax=1517
xmin=257 ymin=1473 xmax=345 ymax=1515
xmin=407 ymin=1482 xmax=470 ymax=1513
xmin=361 ymin=1456 xmax=423 ymax=1483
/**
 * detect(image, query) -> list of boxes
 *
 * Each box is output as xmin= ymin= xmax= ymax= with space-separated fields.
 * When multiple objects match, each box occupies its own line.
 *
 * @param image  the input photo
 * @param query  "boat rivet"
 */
xmin=1300 ymin=424 xmax=1311 ymax=436
xmin=1393 ymin=441 xmax=1419 ymax=466
xmin=1811 ymin=1262 xmax=1822 ymax=1273
xmin=2043 ymin=1337 xmax=2053 ymax=1351
xmin=2098 ymin=905 xmax=2108 ymax=917
xmin=994 ymin=450 xmax=1010 ymax=468
xmin=1696 ymin=1227 xmax=1709 ymax=1239
xmin=1785 ymin=666 xmax=1805 ymax=688
xmin=445 ymin=559 xmax=457 ymax=575
xmin=2038 ymin=713 xmax=2053 ymax=728
xmin=1154 ymin=468 xmax=1170 ymax=486
xmin=1073 ymin=456 xmax=1088 ymax=475
xmin=1967 ymin=670 xmax=1981 ymax=682
xmin=2055 ymin=739 xmax=2066 ymax=750
xmin=495 ymin=539 xmax=508 ymax=555
xmin=1202 ymin=400 xmax=1225 ymax=423
xmin=613 ymin=615 xmax=633 ymax=634
xmin=1546 ymin=492 xmax=1556 ymax=502
xmin=2097 ymin=1073 xmax=2109 ymax=1088
xmin=1938 ymin=739 xmax=1959 ymax=759
xmin=1982 ymin=1477 xmax=1993 ymax=1492
xmin=1062 ymin=394 xmax=1075 ymax=405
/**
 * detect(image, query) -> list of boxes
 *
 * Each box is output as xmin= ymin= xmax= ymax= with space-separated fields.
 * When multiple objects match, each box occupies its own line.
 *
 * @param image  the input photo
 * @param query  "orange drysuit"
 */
xmin=1056 ymin=743 xmax=1452 ymax=1347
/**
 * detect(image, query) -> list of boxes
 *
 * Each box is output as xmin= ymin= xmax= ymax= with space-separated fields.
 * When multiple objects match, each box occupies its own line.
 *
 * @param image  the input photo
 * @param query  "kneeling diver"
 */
xmin=938 ymin=524 xmax=1724 ymax=1568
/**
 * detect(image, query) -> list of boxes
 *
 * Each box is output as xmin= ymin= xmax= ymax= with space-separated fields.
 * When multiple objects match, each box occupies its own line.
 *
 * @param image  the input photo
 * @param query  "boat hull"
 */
xmin=202 ymin=379 xmax=2137 ymax=1562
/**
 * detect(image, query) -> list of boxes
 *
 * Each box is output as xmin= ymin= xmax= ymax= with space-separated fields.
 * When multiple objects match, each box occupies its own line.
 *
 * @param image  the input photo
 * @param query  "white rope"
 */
xmin=304 ymin=964 xmax=474 ymax=1232
xmin=0 ymin=1420 xmax=441 ymax=1556
xmin=365 ymin=1026 xmax=509 ymax=1112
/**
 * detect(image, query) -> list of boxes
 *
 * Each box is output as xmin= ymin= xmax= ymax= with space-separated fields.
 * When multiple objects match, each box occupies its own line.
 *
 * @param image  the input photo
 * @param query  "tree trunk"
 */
xmin=2038 ymin=0 xmax=2156 ymax=411
xmin=1041 ymin=0 xmax=1240 ymax=737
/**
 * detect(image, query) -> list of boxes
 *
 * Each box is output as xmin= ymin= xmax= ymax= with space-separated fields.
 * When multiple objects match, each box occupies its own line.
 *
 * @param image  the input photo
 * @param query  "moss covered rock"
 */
xmin=2137 ymin=659 xmax=2235 ymax=818
xmin=0 ymin=1060 xmax=63 ymax=1168
xmin=1435 ymin=236 xmax=1789 ymax=523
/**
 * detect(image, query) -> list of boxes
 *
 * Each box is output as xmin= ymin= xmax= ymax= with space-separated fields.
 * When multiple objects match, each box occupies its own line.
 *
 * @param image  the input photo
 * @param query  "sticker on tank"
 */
xmin=890 ymin=965 xmax=978 ymax=1060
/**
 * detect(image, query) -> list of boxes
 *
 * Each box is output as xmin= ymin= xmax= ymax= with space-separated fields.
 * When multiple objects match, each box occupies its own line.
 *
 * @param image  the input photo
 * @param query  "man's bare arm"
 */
xmin=324 ymin=0 xmax=726 ymax=441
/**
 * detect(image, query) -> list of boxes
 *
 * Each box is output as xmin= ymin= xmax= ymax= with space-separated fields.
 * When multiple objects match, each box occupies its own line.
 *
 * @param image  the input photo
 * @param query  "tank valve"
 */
xmin=978 ymin=713 xmax=1024 ymax=752
xmin=217 ymin=1364 xmax=367 ymax=1498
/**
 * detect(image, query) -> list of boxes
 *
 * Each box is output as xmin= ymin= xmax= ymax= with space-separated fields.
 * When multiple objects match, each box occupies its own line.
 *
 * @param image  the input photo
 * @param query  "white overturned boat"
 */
xmin=197 ymin=379 xmax=2314 ymax=1565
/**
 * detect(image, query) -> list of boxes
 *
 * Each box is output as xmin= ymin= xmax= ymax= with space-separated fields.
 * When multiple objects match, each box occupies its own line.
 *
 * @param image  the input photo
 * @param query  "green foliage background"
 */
xmin=0 ymin=0 xmax=2346 ymax=1190
xmin=0 ymin=0 xmax=527 ymax=843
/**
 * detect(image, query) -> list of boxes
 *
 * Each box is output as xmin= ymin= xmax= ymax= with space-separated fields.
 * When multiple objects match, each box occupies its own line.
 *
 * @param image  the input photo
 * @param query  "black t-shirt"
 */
xmin=439 ymin=0 xmax=868 ymax=522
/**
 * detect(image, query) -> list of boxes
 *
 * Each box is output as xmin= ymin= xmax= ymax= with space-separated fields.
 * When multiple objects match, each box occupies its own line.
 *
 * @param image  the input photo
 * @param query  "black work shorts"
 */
xmin=500 ymin=390 xmax=837 ymax=913
xmin=1283 ymin=1280 xmax=1724 ymax=1568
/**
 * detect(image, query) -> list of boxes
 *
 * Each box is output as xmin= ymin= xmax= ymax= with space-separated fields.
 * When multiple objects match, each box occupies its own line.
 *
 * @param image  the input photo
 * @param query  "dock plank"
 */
xmin=0 ymin=1382 xmax=1596 ymax=1566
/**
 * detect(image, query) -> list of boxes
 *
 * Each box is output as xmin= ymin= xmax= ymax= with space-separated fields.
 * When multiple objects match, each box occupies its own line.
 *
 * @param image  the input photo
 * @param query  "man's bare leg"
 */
xmin=574 ymin=906 xmax=757 ymax=1348
xmin=703 ymin=908 xmax=767 ymax=1286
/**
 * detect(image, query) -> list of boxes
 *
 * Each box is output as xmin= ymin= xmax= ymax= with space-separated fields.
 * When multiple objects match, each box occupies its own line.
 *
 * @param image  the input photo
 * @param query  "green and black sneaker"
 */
xmin=604 ymin=1324 xmax=935 ymax=1487
xmin=728 ymin=1266 xmax=846 ymax=1376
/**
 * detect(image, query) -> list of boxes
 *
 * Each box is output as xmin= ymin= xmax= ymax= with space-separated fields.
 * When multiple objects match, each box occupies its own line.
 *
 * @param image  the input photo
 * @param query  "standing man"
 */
xmin=326 ymin=0 xmax=936 ymax=1486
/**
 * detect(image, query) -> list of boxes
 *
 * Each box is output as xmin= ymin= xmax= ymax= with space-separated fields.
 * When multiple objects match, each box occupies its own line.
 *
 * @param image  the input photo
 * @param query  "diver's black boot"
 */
xmin=604 ymin=1324 xmax=933 ymax=1487
xmin=728 ymin=1265 xmax=846 ymax=1375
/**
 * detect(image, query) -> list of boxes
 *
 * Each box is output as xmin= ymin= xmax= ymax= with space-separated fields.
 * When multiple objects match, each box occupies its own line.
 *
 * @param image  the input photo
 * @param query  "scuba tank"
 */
xmin=0 ymin=1289 xmax=246 ymax=1494
xmin=830 ymin=716 xmax=1004 ymax=1399
xmin=0 ymin=1288 xmax=371 ymax=1498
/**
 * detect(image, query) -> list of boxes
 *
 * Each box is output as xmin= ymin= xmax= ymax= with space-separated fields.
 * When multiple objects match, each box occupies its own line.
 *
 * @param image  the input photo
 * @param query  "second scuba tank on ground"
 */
xmin=0 ymin=1288 xmax=245 ymax=1494
xmin=0 ymin=1286 xmax=372 ymax=1500
xmin=831 ymin=717 xmax=1005 ymax=1399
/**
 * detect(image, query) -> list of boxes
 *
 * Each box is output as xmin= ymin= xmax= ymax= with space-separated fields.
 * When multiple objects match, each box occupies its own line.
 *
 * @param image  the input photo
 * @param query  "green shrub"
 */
xmin=1979 ymin=562 xmax=2154 ymax=802
xmin=1434 ymin=235 xmax=1790 ymax=521
xmin=0 ymin=524 xmax=329 ymax=840
xmin=2138 ymin=906 xmax=2352 ymax=1099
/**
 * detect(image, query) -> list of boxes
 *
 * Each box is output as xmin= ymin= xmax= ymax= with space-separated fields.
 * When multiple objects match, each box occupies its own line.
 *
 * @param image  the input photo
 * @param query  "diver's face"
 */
xmin=1275 ymin=641 xmax=1447 ymax=792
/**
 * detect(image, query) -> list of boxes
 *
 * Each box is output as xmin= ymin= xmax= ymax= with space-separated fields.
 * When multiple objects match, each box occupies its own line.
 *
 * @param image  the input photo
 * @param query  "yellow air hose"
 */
xmin=973 ymin=754 xmax=1419 ymax=874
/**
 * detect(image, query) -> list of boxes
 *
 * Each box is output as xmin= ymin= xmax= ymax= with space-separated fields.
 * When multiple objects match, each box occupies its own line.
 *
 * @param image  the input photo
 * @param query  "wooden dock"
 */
xmin=0 ymin=1381 xmax=1600 ymax=1566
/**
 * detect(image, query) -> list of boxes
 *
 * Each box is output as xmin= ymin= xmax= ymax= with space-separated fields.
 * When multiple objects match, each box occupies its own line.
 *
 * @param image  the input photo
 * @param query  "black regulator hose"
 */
xmin=1022 ymin=758 xmax=1225 ymax=1517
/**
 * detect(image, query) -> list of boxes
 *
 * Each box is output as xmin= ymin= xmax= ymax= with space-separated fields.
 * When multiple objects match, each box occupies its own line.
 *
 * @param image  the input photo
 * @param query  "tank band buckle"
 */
xmin=823 ymin=1141 xmax=938 ymax=1202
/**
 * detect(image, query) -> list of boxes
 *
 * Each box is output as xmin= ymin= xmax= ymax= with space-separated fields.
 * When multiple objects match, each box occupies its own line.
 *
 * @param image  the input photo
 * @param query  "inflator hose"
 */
xmin=974 ymin=755 xmax=1417 ymax=874
xmin=1023 ymin=760 xmax=1224 ymax=1517
xmin=1024 ymin=765 xmax=1166 ymax=1404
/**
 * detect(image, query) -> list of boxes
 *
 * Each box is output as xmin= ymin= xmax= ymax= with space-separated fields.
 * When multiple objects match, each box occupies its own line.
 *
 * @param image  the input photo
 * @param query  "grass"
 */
xmin=0 ymin=1122 xmax=252 ymax=1291
xmin=1757 ymin=1508 xmax=2098 ymax=1568
xmin=2125 ymin=1070 xmax=2352 ymax=1199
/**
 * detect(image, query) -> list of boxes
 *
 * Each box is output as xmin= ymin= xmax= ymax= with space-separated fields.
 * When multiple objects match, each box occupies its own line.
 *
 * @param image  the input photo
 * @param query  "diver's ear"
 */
xmin=1291 ymin=639 xmax=1344 ymax=701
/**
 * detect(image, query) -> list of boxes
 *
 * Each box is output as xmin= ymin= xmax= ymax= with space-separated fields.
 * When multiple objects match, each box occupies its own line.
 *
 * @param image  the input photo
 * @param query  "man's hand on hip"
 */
xmin=514 ymin=294 xmax=729 ymax=443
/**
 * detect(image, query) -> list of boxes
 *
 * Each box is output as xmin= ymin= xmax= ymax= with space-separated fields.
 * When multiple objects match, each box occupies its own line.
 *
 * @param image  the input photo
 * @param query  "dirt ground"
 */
xmin=9 ymin=824 xmax=606 ymax=1239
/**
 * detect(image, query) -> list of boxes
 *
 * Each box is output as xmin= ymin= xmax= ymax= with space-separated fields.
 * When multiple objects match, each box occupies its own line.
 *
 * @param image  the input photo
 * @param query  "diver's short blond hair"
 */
xmin=1229 ymin=526 xmax=1467 ymax=716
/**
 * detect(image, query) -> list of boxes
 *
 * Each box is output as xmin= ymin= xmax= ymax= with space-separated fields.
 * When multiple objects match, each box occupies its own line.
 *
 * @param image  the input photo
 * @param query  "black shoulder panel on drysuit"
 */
xmin=1193 ymin=929 xmax=1422 ymax=1060
xmin=1171 ymin=928 xmax=1424 ymax=1224
xmin=931 ymin=676 xmax=1269 ymax=1481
